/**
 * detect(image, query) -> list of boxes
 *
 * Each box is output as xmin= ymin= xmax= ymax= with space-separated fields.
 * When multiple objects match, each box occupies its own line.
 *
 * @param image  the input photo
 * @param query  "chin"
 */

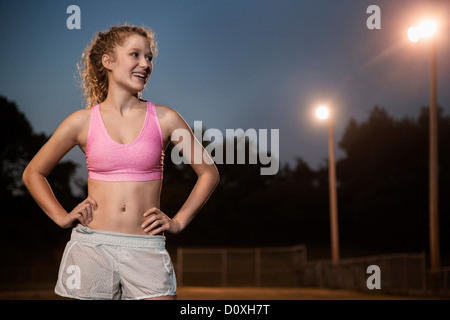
xmin=130 ymin=85 xmax=146 ymax=95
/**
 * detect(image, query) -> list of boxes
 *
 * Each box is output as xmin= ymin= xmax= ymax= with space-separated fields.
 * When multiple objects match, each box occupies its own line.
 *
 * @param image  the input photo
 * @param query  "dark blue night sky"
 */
xmin=1 ymin=0 xmax=449 ymax=179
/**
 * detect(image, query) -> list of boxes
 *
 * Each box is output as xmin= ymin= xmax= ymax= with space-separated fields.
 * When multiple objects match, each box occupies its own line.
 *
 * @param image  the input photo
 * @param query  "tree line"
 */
xmin=1 ymin=95 xmax=448 ymax=266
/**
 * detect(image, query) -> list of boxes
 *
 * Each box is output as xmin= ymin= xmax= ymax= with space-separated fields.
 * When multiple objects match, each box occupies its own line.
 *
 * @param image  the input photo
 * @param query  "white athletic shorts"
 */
xmin=54 ymin=225 xmax=177 ymax=300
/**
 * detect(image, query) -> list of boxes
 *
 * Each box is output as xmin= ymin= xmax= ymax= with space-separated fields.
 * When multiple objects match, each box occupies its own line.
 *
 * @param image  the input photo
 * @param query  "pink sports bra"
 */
xmin=85 ymin=101 xmax=164 ymax=181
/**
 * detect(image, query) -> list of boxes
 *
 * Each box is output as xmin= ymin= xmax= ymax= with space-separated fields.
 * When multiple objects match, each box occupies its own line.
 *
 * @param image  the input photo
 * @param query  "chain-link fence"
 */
xmin=1 ymin=245 xmax=449 ymax=298
xmin=174 ymin=246 xmax=449 ymax=298
xmin=175 ymin=245 xmax=307 ymax=287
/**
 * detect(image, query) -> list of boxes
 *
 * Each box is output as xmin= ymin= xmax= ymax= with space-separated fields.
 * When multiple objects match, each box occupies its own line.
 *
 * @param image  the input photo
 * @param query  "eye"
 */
xmin=146 ymin=55 xmax=153 ymax=61
xmin=131 ymin=52 xmax=139 ymax=58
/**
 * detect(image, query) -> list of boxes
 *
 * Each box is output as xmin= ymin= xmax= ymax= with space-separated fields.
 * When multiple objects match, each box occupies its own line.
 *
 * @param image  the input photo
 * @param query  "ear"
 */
xmin=102 ymin=54 xmax=114 ymax=71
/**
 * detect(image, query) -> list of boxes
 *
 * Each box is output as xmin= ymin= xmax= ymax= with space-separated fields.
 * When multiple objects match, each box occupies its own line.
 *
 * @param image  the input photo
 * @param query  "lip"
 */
xmin=131 ymin=72 xmax=148 ymax=82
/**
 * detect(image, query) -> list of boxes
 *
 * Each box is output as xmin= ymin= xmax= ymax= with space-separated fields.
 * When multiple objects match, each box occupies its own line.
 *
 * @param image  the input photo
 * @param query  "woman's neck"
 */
xmin=102 ymin=87 xmax=142 ymax=115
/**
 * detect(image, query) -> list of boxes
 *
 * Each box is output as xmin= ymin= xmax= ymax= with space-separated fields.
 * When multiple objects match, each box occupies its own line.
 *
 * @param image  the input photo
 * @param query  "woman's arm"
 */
xmin=22 ymin=110 xmax=97 ymax=228
xmin=142 ymin=106 xmax=220 ymax=235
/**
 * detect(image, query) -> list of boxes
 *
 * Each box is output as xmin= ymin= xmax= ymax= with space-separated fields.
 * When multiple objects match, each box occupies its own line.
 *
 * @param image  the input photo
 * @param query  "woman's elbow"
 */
xmin=22 ymin=165 xmax=40 ymax=189
xmin=210 ymin=167 xmax=220 ymax=188
xmin=22 ymin=165 xmax=32 ymax=188
xmin=197 ymin=164 xmax=220 ymax=189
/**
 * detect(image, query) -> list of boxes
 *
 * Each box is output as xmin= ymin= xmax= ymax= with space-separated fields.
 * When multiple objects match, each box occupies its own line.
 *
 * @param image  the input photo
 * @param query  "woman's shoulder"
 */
xmin=49 ymin=107 xmax=91 ymax=142
xmin=66 ymin=108 xmax=91 ymax=124
xmin=154 ymin=104 xmax=189 ymax=131
xmin=57 ymin=107 xmax=91 ymax=132
xmin=154 ymin=104 xmax=177 ymax=114
xmin=154 ymin=104 xmax=183 ymax=121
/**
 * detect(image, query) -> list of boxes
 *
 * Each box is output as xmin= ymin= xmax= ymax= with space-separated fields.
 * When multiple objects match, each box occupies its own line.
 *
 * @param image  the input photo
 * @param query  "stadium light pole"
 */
xmin=316 ymin=106 xmax=340 ymax=264
xmin=408 ymin=19 xmax=440 ymax=270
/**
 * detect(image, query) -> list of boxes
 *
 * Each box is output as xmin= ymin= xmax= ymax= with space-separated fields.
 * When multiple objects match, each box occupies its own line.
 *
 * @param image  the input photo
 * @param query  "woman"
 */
xmin=22 ymin=25 xmax=219 ymax=300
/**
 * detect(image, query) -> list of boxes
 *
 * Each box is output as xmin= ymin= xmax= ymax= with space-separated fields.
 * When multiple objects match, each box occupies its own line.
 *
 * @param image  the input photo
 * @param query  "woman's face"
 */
xmin=106 ymin=34 xmax=153 ymax=95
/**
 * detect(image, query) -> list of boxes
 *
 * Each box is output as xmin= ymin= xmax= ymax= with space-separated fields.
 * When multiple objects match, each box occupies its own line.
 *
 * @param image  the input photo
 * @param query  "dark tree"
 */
xmin=337 ymin=105 xmax=449 ymax=260
xmin=0 ymin=96 xmax=82 ymax=266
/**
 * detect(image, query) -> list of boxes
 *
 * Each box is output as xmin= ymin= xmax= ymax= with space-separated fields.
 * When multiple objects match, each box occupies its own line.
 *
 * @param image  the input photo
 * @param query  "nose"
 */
xmin=139 ymin=56 xmax=152 ymax=71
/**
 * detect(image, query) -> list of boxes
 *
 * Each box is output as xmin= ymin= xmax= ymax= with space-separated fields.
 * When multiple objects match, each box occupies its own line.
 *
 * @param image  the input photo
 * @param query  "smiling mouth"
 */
xmin=132 ymin=72 xmax=148 ymax=82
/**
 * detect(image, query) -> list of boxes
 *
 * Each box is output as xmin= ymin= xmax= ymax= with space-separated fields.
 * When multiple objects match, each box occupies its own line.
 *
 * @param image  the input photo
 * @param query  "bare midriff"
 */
xmin=86 ymin=179 xmax=162 ymax=235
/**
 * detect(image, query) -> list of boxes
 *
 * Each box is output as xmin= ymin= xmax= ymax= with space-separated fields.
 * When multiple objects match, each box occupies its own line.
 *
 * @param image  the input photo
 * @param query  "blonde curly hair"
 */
xmin=77 ymin=24 xmax=158 ymax=109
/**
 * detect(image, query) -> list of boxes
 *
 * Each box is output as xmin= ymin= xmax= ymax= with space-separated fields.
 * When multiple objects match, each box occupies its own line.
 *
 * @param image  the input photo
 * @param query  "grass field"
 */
xmin=0 ymin=286 xmax=445 ymax=300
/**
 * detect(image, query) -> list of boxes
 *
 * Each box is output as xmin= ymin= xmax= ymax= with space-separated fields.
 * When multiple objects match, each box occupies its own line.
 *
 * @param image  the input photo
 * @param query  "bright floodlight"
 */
xmin=316 ymin=106 xmax=329 ymax=120
xmin=408 ymin=26 xmax=420 ymax=42
xmin=418 ymin=20 xmax=437 ymax=38
xmin=409 ymin=19 xmax=437 ymax=42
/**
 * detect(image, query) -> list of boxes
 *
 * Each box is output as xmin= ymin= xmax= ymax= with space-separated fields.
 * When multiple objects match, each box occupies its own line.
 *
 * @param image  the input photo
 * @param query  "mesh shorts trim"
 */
xmin=54 ymin=225 xmax=177 ymax=300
